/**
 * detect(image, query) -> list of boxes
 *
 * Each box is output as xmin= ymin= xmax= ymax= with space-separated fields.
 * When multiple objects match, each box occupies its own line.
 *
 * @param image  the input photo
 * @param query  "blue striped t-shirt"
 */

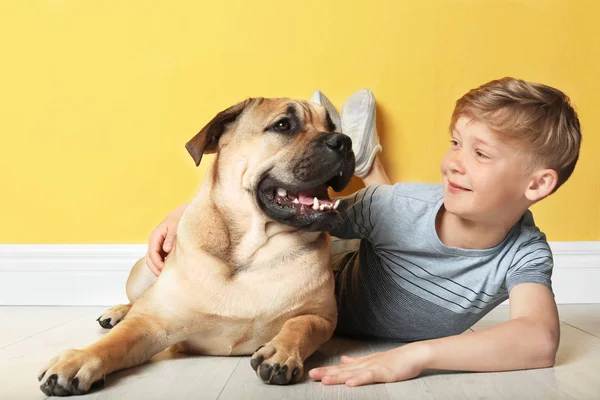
xmin=330 ymin=182 xmax=553 ymax=341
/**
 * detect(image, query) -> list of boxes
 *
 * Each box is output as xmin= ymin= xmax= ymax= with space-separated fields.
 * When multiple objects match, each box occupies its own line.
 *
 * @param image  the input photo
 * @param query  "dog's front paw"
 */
xmin=38 ymin=349 xmax=105 ymax=396
xmin=96 ymin=304 xmax=131 ymax=329
xmin=250 ymin=343 xmax=303 ymax=385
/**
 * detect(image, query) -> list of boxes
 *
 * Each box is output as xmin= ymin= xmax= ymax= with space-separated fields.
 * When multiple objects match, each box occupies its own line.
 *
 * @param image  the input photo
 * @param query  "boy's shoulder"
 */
xmin=366 ymin=182 xmax=444 ymax=228
xmin=390 ymin=182 xmax=444 ymax=204
xmin=513 ymin=210 xmax=551 ymax=252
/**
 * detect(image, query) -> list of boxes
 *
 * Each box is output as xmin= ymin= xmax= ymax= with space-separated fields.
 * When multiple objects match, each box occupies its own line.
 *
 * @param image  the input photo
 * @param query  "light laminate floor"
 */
xmin=1 ymin=305 xmax=599 ymax=399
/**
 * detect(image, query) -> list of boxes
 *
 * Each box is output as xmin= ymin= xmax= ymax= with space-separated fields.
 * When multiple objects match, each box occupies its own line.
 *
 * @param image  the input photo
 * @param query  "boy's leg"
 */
xmin=312 ymin=89 xmax=388 ymax=184
xmin=360 ymin=156 xmax=391 ymax=186
xmin=341 ymin=89 xmax=382 ymax=179
xmin=339 ymin=89 xmax=391 ymax=186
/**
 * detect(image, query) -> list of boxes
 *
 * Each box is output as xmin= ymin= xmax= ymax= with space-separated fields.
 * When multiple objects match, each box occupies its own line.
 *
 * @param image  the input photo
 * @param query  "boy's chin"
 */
xmin=442 ymin=198 xmax=476 ymax=220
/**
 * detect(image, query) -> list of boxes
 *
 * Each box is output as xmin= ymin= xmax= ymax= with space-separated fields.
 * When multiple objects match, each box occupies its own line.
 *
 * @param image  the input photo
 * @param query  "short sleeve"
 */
xmin=505 ymin=233 xmax=554 ymax=293
xmin=329 ymin=184 xmax=395 ymax=240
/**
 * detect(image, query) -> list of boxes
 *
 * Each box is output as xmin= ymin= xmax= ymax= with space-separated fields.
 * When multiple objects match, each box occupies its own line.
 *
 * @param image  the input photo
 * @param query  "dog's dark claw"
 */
xmin=71 ymin=377 xmax=79 ymax=389
xmin=270 ymin=364 xmax=289 ymax=385
xmin=37 ymin=370 xmax=46 ymax=382
xmin=91 ymin=378 xmax=105 ymax=390
xmin=291 ymin=367 xmax=300 ymax=382
xmin=40 ymin=374 xmax=58 ymax=396
xmin=250 ymin=354 xmax=264 ymax=371
xmin=259 ymin=363 xmax=273 ymax=381
xmin=52 ymin=384 xmax=70 ymax=397
xmin=254 ymin=344 xmax=265 ymax=352
xmin=98 ymin=318 xmax=113 ymax=329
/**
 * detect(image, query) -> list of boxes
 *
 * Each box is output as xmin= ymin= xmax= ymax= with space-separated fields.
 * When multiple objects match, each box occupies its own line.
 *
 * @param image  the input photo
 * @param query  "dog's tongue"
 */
xmin=297 ymin=185 xmax=333 ymax=205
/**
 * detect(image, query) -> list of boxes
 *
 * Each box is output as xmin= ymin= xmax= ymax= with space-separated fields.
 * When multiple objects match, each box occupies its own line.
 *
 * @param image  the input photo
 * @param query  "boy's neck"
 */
xmin=435 ymin=206 xmax=524 ymax=250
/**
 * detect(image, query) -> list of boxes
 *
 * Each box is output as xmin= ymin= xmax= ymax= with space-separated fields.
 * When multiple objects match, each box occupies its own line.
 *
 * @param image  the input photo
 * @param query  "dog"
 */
xmin=38 ymin=97 xmax=355 ymax=396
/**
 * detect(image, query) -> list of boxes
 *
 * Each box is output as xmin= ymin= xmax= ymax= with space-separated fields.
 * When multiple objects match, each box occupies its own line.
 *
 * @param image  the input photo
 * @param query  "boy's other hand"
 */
xmin=146 ymin=204 xmax=188 ymax=276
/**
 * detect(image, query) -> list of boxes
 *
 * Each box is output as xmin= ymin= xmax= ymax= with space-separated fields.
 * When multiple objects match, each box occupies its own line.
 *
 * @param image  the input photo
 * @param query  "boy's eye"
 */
xmin=475 ymin=151 xmax=489 ymax=159
xmin=450 ymin=139 xmax=459 ymax=147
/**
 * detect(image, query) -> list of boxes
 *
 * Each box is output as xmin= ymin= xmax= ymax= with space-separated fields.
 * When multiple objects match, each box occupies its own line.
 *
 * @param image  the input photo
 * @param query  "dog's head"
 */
xmin=185 ymin=98 xmax=355 ymax=231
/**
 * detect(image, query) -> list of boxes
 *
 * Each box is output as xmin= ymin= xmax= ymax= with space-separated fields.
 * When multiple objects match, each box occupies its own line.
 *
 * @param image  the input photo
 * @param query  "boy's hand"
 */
xmin=146 ymin=204 xmax=188 ymax=276
xmin=308 ymin=342 xmax=430 ymax=387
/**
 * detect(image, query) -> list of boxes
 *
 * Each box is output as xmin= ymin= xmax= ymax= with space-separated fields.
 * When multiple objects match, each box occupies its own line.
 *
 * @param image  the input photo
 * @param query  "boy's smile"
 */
xmin=446 ymin=180 xmax=471 ymax=194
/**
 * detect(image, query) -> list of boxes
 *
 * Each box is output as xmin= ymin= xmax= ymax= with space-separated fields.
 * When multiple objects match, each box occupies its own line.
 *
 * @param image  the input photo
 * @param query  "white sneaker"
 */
xmin=341 ymin=89 xmax=382 ymax=178
xmin=310 ymin=91 xmax=342 ymax=133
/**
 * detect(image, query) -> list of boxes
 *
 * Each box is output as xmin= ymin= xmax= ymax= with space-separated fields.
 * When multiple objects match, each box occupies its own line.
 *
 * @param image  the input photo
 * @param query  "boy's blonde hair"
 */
xmin=451 ymin=77 xmax=581 ymax=192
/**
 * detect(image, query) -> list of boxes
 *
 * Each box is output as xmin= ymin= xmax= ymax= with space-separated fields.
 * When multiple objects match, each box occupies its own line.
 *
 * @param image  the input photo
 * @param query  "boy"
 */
xmin=145 ymin=78 xmax=582 ymax=387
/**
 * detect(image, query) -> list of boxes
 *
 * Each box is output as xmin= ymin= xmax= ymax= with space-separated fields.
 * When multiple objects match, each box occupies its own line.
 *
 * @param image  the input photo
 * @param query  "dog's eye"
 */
xmin=273 ymin=118 xmax=292 ymax=132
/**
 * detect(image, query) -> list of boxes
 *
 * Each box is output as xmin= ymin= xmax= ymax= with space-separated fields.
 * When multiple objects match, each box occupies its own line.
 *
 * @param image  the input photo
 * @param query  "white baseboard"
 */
xmin=0 ymin=245 xmax=145 ymax=306
xmin=0 ymin=242 xmax=599 ymax=306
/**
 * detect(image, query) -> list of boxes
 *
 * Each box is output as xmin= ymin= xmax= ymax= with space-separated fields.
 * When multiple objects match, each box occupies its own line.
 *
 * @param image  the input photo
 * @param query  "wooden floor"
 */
xmin=1 ymin=304 xmax=599 ymax=399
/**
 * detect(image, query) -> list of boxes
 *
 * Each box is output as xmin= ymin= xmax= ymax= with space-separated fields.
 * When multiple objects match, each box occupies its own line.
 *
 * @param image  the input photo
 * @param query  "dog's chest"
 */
xmin=174 ymin=259 xmax=331 ymax=356
xmin=178 ymin=317 xmax=278 ymax=356
xmin=210 ymin=263 xmax=324 ymax=316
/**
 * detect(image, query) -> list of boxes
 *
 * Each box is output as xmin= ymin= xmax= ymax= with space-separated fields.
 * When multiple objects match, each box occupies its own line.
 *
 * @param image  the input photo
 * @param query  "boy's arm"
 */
xmin=309 ymin=283 xmax=559 ymax=386
xmin=329 ymin=184 xmax=395 ymax=240
xmin=424 ymin=283 xmax=559 ymax=371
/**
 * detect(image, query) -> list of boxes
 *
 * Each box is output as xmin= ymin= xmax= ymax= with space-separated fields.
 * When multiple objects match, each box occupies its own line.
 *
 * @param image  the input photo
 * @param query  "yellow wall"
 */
xmin=1 ymin=0 xmax=598 ymax=243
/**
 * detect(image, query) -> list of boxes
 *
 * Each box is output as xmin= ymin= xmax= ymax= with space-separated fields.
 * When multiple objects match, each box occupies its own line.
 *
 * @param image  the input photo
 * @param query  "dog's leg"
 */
xmin=96 ymin=257 xmax=156 ymax=329
xmin=250 ymin=314 xmax=335 ymax=385
xmin=39 ymin=313 xmax=181 ymax=396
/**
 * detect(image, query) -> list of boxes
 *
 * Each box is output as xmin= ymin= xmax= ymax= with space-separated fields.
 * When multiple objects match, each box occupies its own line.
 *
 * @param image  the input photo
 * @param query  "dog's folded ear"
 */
xmin=185 ymin=98 xmax=253 ymax=166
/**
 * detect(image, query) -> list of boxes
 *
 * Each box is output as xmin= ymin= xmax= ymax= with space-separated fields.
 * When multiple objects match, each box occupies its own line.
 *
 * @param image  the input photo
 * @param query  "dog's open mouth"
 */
xmin=265 ymin=182 xmax=341 ymax=215
xmin=256 ymin=164 xmax=352 ymax=230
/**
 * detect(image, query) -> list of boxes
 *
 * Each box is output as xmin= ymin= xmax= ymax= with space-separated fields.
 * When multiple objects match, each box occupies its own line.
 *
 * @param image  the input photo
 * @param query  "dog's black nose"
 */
xmin=323 ymin=133 xmax=352 ymax=155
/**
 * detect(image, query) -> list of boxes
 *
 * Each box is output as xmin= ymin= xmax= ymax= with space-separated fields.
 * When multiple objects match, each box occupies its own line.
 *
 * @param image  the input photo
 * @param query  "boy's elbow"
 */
xmin=537 ymin=340 xmax=558 ymax=368
xmin=535 ymin=325 xmax=560 ymax=368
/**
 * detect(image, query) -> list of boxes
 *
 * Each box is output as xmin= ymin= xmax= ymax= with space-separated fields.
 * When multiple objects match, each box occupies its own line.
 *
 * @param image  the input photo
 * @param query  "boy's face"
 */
xmin=440 ymin=116 xmax=532 ymax=222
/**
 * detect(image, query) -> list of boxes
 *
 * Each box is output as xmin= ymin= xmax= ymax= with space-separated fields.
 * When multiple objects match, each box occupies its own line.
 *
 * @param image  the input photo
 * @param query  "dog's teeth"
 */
xmin=276 ymin=188 xmax=287 ymax=197
xmin=339 ymin=171 xmax=343 ymax=176
xmin=333 ymin=199 xmax=340 ymax=210
xmin=313 ymin=197 xmax=319 ymax=210
xmin=293 ymin=198 xmax=299 ymax=204
xmin=319 ymin=205 xmax=325 ymax=211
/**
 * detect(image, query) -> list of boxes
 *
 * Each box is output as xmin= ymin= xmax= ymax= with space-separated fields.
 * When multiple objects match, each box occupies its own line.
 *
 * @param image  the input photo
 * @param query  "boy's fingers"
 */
xmin=310 ymin=362 xmax=365 ymax=380
xmin=346 ymin=370 xmax=378 ymax=387
xmin=146 ymin=258 xmax=160 ymax=277
xmin=148 ymin=227 xmax=168 ymax=260
xmin=321 ymin=370 xmax=363 ymax=386
xmin=147 ymin=249 xmax=164 ymax=272
xmin=309 ymin=367 xmax=334 ymax=380
xmin=309 ymin=369 xmax=323 ymax=379
xmin=163 ymin=230 xmax=176 ymax=252
xmin=341 ymin=355 xmax=365 ymax=364
xmin=147 ymin=232 xmax=166 ymax=270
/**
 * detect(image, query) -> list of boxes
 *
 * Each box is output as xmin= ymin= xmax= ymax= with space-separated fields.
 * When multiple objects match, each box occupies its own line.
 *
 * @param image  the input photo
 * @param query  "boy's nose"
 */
xmin=448 ymin=153 xmax=465 ymax=174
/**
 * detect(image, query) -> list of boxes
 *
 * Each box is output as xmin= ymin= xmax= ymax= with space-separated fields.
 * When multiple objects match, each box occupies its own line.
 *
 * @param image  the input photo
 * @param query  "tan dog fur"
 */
xmin=38 ymin=98 xmax=355 ymax=396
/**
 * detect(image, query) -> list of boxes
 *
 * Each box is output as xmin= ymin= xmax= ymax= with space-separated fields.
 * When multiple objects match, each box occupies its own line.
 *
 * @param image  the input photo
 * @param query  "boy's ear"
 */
xmin=524 ymin=169 xmax=558 ymax=202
